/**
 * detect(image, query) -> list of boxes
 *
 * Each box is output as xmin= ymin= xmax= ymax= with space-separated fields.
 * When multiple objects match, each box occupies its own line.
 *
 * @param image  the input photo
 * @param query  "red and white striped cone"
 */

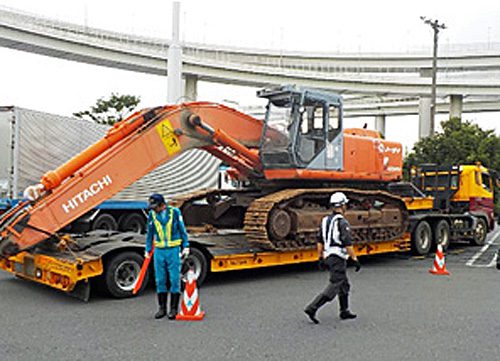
xmin=176 ymin=267 xmax=205 ymax=321
xmin=429 ymin=244 xmax=450 ymax=275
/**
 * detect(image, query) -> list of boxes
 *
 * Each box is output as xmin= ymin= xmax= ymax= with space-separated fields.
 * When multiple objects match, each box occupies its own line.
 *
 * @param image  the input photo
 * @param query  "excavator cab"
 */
xmin=258 ymin=85 xmax=343 ymax=171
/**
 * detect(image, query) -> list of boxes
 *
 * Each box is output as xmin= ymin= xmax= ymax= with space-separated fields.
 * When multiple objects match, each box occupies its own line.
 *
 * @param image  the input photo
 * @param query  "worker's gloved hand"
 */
xmin=181 ymin=247 xmax=190 ymax=261
xmin=318 ymin=259 xmax=327 ymax=271
xmin=352 ymin=259 xmax=361 ymax=272
xmin=144 ymin=250 xmax=151 ymax=259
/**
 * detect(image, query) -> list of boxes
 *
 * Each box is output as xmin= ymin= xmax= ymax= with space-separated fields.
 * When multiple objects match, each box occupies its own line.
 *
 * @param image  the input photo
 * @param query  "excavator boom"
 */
xmin=0 ymin=102 xmax=264 ymax=256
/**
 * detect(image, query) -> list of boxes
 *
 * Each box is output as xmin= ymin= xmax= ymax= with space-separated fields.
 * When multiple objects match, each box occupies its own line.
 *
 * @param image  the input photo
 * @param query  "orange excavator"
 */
xmin=0 ymin=85 xmax=407 ymax=258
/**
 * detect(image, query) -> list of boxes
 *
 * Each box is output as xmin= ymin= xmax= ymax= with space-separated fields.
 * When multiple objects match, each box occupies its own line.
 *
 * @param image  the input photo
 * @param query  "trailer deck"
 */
xmin=0 ymin=229 xmax=411 ymax=300
xmin=190 ymin=230 xmax=411 ymax=273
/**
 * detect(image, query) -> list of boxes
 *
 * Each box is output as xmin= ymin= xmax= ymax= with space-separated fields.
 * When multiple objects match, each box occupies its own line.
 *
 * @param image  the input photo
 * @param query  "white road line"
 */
xmin=487 ymin=252 xmax=498 ymax=267
xmin=469 ymin=253 xmax=498 ymax=268
xmin=466 ymin=229 xmax=500 ymax=267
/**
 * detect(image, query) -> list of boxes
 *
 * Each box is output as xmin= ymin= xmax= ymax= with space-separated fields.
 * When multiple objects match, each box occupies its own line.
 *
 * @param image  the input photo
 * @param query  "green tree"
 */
xmin=405 ymin=117 xmax=500 ymax=213
xmin=74 ymin=93 xmax=141 ymax=125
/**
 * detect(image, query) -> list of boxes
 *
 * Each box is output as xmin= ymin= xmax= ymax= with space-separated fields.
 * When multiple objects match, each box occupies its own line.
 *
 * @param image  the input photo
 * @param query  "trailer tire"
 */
xmin=471 ymin=218 xmax=487 ymax=246
xmin=102 ymin=251 xmax=148 ymax=298
xmin=433 ymin=220 xmax=450 ymax=250
xmin=183 ymin=248 xmax=209 ymax=286
xmin=118 ymin=213 xmax=146 ymax=234
xmin=91 ymin=213 xmax=118 ymax=231
xmin=411 ymin=221 xmax=432 ymax=255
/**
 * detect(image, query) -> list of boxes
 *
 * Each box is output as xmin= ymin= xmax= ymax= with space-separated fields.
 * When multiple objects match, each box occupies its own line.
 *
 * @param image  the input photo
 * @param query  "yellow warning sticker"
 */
xmin=156 ymin=119 xmax=181 ymax=155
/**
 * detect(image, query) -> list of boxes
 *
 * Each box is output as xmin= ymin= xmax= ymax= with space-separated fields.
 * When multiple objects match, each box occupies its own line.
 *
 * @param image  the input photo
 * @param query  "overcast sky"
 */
xmin=0 ymin=0 xmax=499 ymax=151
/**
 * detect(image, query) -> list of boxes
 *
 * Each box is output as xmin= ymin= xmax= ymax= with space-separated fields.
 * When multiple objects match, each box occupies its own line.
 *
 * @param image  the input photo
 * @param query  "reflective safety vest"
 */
xmin=151 ymin=207 xmax=182 ymax=248
xmin=322 ymin=214 xmax=348 ymax=260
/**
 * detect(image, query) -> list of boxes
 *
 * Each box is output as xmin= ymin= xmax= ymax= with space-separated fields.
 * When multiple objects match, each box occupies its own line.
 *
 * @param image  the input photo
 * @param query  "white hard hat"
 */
xmin=330 ymin=192 xmax=349 ymax=206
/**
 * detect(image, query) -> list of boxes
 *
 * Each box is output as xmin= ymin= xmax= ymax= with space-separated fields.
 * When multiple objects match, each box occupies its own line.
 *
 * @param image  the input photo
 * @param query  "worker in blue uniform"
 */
xmin=145 ymin=193 xmax=190 ymax=320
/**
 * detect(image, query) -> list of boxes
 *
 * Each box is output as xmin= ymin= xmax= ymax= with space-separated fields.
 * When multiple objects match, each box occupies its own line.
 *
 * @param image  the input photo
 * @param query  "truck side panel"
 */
xmin=0 ymin=107 xmax=13 ymax=197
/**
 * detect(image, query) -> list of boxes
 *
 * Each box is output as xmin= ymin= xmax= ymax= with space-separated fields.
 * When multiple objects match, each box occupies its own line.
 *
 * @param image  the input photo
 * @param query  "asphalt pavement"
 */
xmin=0 ymin=227 xmax=499 ymax=361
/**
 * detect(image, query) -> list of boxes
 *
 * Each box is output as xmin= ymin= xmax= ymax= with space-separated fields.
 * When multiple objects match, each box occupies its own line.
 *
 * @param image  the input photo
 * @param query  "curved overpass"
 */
xmin=1 ymin=7 xmax=500 ymax=98
xmin=1 ymin=5 xmax=500 ymax=138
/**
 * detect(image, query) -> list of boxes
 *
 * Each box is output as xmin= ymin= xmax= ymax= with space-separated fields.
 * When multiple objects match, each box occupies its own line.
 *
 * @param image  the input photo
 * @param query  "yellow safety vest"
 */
xmin=151 ymin=207 xmax=182 ymax=248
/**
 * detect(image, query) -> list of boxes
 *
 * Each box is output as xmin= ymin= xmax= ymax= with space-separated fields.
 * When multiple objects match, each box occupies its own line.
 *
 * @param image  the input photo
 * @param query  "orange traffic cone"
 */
xmin=176 ymin=267 xmax=205 ymax=321
xmin=429 ymin=244 xmax=450 ymax=275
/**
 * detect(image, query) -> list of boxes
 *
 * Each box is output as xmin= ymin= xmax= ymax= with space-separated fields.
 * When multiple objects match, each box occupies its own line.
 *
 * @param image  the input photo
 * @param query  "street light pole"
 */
xmin=421 ymin=16 xmax=446 ymax=136
xmin=167 ymin=1 xmax=182 ymax=104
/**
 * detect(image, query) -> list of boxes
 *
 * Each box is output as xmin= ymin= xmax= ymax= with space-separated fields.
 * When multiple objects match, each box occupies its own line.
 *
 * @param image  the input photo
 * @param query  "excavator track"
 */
xmin=244 ymin=188 xmax=409 ymax=251
xmin=171 ymin=187 xmax=408 ymax=252
xmin=244 ymin=189 xmax=308 ymax=250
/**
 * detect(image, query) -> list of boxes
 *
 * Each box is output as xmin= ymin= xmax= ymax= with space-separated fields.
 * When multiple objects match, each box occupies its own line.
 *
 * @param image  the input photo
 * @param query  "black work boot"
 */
xmin=339 ymin=294 xmax=357 ymax=320
xmin=168 ymin=293 xmax=181 ymax=320
xmin=304 ymin=294 xmax=329 ymax=324
xmin=155 ymin=293 xmax=167 ymax=319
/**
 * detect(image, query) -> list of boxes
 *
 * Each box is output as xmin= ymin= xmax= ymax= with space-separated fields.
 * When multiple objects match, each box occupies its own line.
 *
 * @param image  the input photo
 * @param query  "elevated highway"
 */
xmin=0 ymin=7 xmax=499 ymax=137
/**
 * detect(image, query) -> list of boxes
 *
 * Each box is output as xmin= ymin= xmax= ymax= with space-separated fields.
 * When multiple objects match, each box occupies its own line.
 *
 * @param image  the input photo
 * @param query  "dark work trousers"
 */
xmin=323 ymin=254 xmax=350 ymax=300
xmin=306 ymin=255 xmax=350 ymax=313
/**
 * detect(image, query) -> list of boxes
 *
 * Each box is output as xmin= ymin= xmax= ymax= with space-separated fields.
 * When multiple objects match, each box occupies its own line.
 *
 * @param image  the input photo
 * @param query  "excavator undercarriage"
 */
xmin=172 ymin=187 xmax=409 ymax=251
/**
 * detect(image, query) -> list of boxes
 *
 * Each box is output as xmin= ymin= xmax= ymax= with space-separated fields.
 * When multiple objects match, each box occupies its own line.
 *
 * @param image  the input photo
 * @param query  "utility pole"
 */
xmin=420 ymin=16 xmax=446 ymax=136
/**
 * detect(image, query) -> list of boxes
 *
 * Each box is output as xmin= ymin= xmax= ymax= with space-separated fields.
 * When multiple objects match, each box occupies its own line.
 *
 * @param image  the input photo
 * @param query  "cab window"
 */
xmin=481 ymin=172 xmax=492 ymax=192
xmin=297 ymin=105 xmax=325 ymax=163
xmin=328 ymin=105 xmax=341 ymax=141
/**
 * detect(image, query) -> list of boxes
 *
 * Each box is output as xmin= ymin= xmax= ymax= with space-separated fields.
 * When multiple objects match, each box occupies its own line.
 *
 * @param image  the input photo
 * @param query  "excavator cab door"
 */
xmin=295 ymin=101 xmax=342 ymax=170
xmin=258 ymin=85 xmax=343 ymax=171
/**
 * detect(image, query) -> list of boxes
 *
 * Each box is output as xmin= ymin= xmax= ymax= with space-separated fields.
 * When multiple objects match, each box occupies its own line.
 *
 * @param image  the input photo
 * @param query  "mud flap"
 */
xmin=68 ymin=280 xmax=91 ymax=302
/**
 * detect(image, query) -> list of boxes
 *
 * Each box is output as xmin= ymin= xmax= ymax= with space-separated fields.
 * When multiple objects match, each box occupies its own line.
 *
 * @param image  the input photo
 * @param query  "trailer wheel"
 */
xmin=411 ymin=221 xmax=432 ymax=255
xmin=471 ymin=218 xmax=487 ymax=246
xmin=433 ymin=220 xmax=450 ymax=250
xmin=91 ymin=213 xmax=118 ymax=231
xmin=103 ymin=251 xmax=148 ymax=298
xmin=183 ymin=248 xmax=209 ymax=286
xmin=118 ymin=213 xmax=146 ymax=234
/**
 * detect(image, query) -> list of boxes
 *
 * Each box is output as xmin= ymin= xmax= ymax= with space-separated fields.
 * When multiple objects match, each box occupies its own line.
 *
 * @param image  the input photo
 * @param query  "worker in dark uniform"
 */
xmin=145 ymin=194 xmax=190 ymax=320
xmin=304 ymin=192 xmax=361 ymax=324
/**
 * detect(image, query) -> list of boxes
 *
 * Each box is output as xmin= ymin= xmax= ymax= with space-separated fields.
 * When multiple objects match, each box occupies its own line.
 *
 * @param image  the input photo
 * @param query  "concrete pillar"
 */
xmin=184 ymin=74 xmax=198 ymax=101
xmin=449 ymin=94 xmax=463 ymax=120
xmin=167 ymin=2 xmax=182 ymax=104
xmin=374 ymin=114 xmax=386 ymax=137
xmin=419 ymin=96 xmax=432 ymax=139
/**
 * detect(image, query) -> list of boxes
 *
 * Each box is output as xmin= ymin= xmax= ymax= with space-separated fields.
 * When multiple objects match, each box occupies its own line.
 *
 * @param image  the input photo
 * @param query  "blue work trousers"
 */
xmin=153 ymin=246 xmax=181 ymax=293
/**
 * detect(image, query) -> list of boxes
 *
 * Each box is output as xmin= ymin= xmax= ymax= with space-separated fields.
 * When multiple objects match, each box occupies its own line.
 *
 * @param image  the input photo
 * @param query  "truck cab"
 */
xmin=454 ymin=165 xmax=495 ymax=230
xmin=412 ymin=164 xmax=495 ymax=231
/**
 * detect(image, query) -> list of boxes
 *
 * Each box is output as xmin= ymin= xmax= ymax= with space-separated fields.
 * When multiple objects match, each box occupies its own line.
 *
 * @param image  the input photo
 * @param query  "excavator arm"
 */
xmin=0 ymin=102 xmax=264 ymax=257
